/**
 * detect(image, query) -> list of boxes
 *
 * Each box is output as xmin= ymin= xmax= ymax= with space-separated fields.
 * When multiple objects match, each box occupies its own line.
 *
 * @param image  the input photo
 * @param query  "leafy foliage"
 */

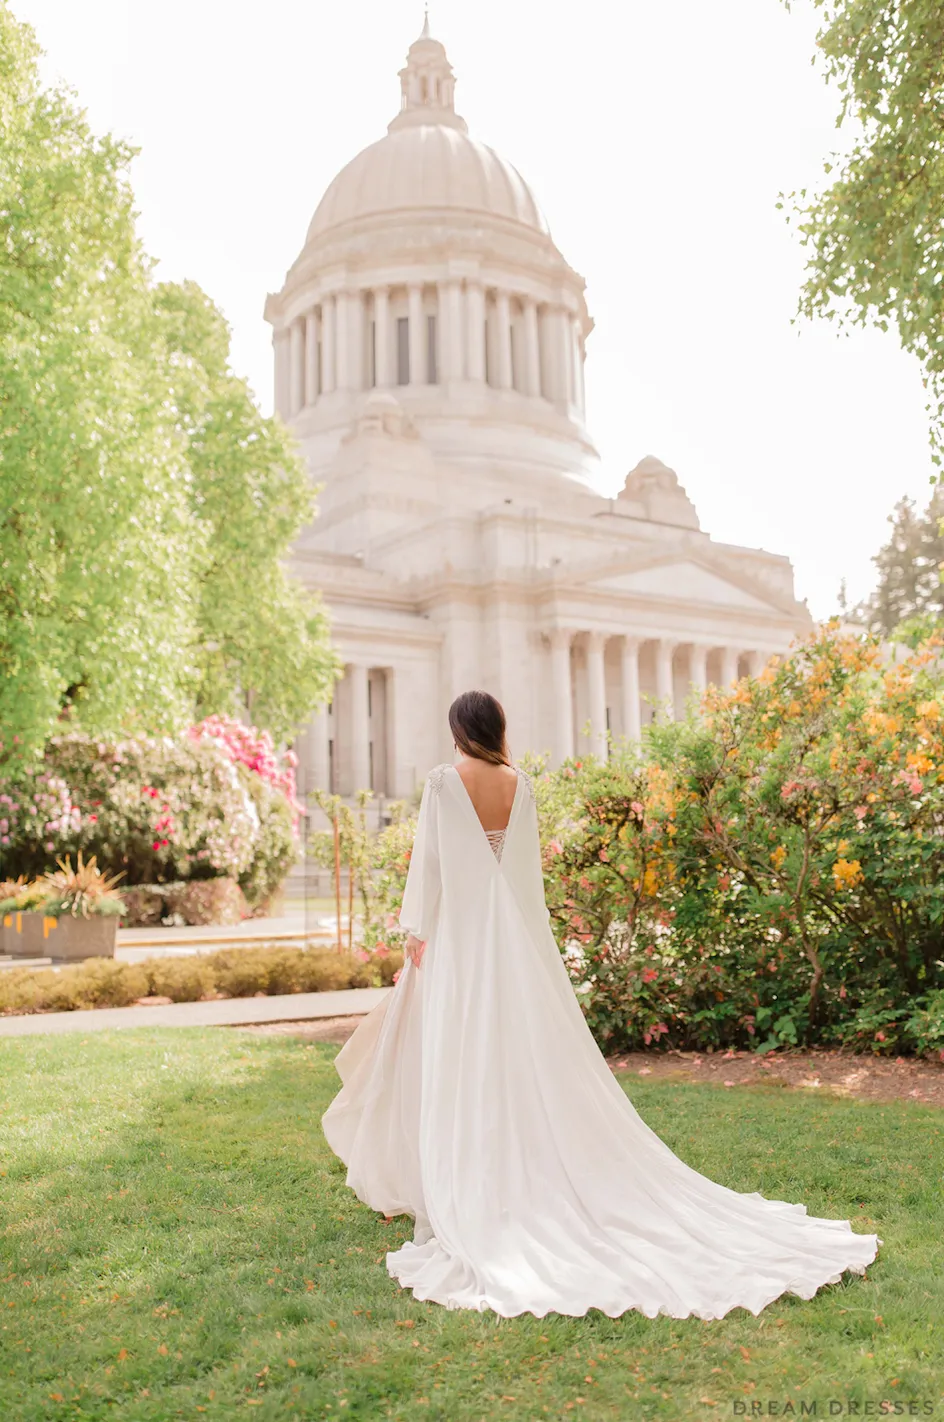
xmin=854 ymin=489 xmax=944 ymax=637
xmin=0 ymin=5 xmax=337 ymax=762
xmin=0 ymin=728 xmax=299 ymax=908
xmin=781 ymin=0 xmax=944 ymax=464
xmin=356 ymin=626 xmax=944 ymax=1058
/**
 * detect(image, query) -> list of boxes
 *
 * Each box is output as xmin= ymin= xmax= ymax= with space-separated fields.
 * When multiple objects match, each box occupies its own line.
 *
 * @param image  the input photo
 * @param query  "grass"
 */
xmin=0 ymin=1031 xmax=940 ymax=1422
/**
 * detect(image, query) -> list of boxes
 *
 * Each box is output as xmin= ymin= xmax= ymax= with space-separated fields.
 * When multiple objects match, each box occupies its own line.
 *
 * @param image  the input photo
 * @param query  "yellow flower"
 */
xmin=770 ymin=845 xmax=786 ymax=870
xmin=837 ymin=839 xmax=850 ymax=856
xmin=917 ymin=700 xmax=940 ymax=721
xmin=832 ymin=858 xmax=863 ymax=891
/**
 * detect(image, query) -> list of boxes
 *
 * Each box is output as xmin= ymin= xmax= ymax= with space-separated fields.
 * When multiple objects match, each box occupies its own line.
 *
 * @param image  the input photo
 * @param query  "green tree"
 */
xmin=0 ymin=3 xmax=197 ymax=760
xmin=0 ymin=4 xmax=336 ymax=761
xmin=154 ymin=281 xmax=339 ymax=741
xmin=782 ymin=0 xmax=944 ymax=465
xmin=856 ymin=488 xmax=944 ymax=637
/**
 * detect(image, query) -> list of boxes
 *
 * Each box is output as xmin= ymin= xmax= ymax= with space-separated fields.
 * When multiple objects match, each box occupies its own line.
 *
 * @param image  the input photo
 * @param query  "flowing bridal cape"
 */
xmin=321 ymin=762 xmax=881 ymax=1320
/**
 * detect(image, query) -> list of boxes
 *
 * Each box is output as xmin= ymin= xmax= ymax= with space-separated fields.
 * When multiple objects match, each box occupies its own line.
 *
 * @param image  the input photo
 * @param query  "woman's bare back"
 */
xmin=454 ymin=756 xmax=518 ymax=832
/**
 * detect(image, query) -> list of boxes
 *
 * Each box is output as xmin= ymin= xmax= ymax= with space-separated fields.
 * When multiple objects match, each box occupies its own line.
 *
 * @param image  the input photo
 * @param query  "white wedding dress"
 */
xmin=321 ymin=762 xmax=881 ymax=1320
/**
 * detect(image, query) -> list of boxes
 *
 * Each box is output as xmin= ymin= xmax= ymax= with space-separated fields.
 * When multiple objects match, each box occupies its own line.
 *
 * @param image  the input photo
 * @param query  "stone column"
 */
xmin=289 ymin=319 xmax=305 ymax=416
xmin=446 ymin=280 xmax=464 ymax=381
xmin=748 ymin=649 xmax=767 ymax=677
xmin=349 ymin=663 xmax=371 ymax=792
xmin=621 ymin=636 xmax=642 ymax=742
xmin=273 ymin=328 xmax=291 ymax=417
xmin=304 ymin=310 xmax=320 ymax=406
xmin=540 ymin=306 xmax=567 ymax=403
xmin=571 ymin=317 xmax=585 ymax=412
xmin=586 ymin=632 xmax=608 ymax=760
xmin=334 ymin=293 xmax=351 ymax=391
xmin=549 ymin=629 xmax=574 ymax=766
xmin=348 ymin=290 xmax=365 ymax=390
xmin=466 ymin=281 xmax=486 ymax=383
xmin=689 ymin=643 xmax=709 ymax=694
xmin=408 ymin=284 xmax=424 ymax=386
xmin=321 ymin=297 xmax=336 ymax=395
xmin=720 ymin=646 xmax=740 ymax=686
xmin=524 ymin=299 xmax=541 ymax=396
xmin=299 ymin=704 xmax=330 ymax=795
xmin=373 ymin=287 xmax=391 ymax=386
xmin=655 ymin=639 xmax=677 ymax=720
xmin=495 ymin=290 xmax=513 ymax=390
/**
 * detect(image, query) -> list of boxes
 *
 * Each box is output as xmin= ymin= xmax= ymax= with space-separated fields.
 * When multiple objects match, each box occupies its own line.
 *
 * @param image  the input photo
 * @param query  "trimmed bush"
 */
xmin=145 ymin=956 xmax=215 ymax=1003
xmin=0 ymin=943 xmax=404 ymax=1016
xmin=164 ymin=878 xmax=247 ymax=926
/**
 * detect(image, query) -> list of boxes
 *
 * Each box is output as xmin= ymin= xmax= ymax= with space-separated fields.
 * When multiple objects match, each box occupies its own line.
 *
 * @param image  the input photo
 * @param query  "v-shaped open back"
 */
xmin=447 ymin=763 xmax=522 ymax=868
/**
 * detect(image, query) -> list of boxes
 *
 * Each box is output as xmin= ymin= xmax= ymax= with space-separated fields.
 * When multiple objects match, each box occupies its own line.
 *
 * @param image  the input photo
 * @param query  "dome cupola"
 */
xmin=390 ymin=11 xmax=465 ymax=133
xmin=265 ymin=18 xmax=600 ymax=495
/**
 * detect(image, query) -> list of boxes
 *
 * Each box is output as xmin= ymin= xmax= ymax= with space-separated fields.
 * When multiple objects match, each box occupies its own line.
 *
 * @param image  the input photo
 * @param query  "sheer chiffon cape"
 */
xmin=321 ymin=763 xmax=881 ymax=1320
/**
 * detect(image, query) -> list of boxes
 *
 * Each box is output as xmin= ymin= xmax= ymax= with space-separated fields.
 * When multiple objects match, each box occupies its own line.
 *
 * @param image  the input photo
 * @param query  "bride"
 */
xmin=321 ymin=690 xmax=881 ymax=1320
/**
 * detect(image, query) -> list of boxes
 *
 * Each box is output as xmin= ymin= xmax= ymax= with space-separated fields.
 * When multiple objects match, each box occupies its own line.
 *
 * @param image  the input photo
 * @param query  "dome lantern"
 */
xmin=389 ymin=10 xmax=467 ymax=134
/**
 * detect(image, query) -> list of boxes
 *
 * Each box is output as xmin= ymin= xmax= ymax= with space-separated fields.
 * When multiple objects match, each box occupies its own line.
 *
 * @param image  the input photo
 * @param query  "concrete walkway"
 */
xmin=0 ymin=986 xmax=390 ymax=1038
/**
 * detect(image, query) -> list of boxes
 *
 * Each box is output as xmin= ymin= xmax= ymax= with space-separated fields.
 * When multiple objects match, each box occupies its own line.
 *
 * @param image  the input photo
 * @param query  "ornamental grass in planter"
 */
xmin=0 ymin=855 xmax=126 ymax=962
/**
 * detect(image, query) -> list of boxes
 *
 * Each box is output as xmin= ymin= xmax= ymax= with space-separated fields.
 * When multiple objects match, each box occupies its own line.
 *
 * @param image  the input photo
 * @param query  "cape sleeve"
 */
xmin=398 ymin=770 xmax=443 ymax=942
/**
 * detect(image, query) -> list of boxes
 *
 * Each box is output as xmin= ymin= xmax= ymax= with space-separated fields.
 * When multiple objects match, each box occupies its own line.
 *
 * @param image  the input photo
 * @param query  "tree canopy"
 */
xmin=0 ymin=3 xmax=337 ymax=763
xmin=782 ymin=0 xmax=944 ymax=466
xmin=852 ymin=487 xmax=944 ymax=638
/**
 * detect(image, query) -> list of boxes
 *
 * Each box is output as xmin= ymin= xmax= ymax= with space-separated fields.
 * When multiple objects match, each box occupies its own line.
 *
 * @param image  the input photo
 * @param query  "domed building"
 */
xmin=265 ymin=19 xmax=811 ymax=799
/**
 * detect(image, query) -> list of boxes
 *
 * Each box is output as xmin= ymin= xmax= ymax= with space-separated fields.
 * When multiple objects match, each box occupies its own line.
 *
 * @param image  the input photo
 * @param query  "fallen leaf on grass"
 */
xmin=396 ymin=1319 xmax=415 ymax=1328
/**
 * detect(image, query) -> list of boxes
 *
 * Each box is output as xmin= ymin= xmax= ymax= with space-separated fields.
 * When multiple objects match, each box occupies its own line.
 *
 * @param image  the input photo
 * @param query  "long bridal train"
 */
xmin=322 ymin=763 xmax=881 ymax=1321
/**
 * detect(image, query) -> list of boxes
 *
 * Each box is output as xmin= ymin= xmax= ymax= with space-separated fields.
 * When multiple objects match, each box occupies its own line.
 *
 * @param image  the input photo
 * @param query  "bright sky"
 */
xmin=13 ymin=0 xmax=935 ymax=618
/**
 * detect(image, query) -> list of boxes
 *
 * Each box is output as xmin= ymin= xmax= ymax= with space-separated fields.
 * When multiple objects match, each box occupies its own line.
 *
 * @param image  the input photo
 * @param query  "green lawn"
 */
xmin=0 ymin=1031 xmax=940 ymax=1421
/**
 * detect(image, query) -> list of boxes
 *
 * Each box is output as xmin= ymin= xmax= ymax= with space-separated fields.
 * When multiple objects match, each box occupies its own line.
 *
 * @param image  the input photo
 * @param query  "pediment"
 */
xmin=590 ymin=559 xmax=779 ymax=612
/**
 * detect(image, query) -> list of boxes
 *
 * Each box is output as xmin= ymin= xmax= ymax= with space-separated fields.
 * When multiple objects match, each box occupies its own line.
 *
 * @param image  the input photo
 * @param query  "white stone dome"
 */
xmin=306 ymin=125 xmax=549 ymax=243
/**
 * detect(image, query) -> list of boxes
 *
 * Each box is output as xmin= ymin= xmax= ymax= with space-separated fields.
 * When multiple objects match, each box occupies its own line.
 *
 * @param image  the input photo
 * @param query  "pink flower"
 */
xmin=45 ymin=841 xmax=54 ymax=852
xmin=854 ymin=806 xmax=868 ymax=821
xmin=548 ymin=839 xmax=563 ymax=856
xmin=642 ymin=968 xmax=658 ymax=983
xmin=598 ymin=849 xmax=609 ymax=862
xmin=631 ymin=801 xmax=644 ymax=817
xmin=87 ymin=814 xmax=97 ymax=823
xmin=374 ymin=945 xmax=390 ymax=958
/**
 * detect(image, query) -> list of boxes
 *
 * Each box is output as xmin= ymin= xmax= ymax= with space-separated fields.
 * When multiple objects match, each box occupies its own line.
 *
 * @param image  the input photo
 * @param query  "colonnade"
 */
xmin=274 ymin=281 xmax=585 ymax=418
xmin=550 ymin=631 xmax=767 ymax=766
xmin=299 ymin=663 xmax=397 ymax=799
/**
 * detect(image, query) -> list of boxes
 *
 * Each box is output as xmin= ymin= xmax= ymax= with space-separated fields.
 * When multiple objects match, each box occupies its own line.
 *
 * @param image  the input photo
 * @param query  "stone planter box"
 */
xmin=3 ymin=910 xmax=117 ymax=962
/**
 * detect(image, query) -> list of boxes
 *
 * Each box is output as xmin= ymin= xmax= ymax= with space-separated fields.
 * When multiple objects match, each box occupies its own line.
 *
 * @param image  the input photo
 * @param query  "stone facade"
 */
xmin=264 ymin=20 xmax=812 ymax=801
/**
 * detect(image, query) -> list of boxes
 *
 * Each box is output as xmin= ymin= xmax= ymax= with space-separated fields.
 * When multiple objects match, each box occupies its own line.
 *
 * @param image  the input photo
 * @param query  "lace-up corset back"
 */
xmin=484 ymin=828 xmax=506 ymax=862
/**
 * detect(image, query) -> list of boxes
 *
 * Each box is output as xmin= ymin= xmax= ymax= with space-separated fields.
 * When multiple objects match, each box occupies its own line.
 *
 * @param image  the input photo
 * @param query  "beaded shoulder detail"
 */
xmin=427 ymin=763 xmax=452 ymax=795
xmin=514 ymin=766 xmax=536 ymax=803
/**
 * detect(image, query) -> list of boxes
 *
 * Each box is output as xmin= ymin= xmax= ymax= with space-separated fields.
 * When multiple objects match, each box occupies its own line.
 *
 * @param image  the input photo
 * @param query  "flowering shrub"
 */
xmin=190 ymin=715 xmax=303 ymax=826
xmin=530 ymin=625 xmax=944 ymax=1057
xmin=0 ymin=725 xmax=299 ymax=910
xmin=315 ymin=626 xmax=944 ymax=1058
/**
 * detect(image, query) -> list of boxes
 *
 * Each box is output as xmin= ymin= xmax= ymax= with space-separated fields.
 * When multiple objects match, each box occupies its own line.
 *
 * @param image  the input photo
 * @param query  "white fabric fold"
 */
xmin=322 ymin=763 xmax=881 ymax=1320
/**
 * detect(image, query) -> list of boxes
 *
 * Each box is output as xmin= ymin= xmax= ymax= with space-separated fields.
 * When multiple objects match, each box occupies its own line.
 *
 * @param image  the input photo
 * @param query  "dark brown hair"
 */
xmin=448 ymin=690 xmax=511 ymax=766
